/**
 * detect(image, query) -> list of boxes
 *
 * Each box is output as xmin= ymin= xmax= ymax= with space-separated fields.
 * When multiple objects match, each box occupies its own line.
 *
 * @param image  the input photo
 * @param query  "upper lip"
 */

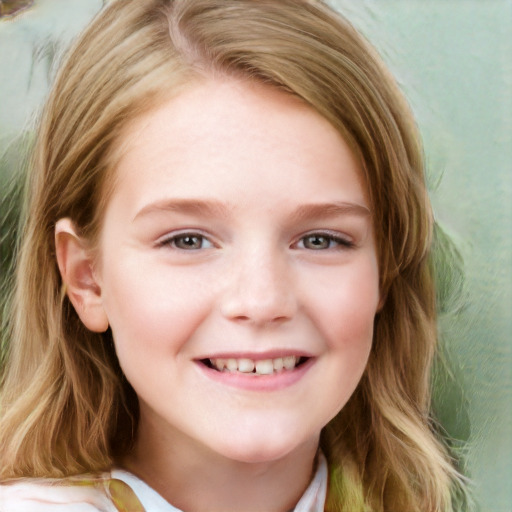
xmin=195 ymin=349 xmax=314 ymax=361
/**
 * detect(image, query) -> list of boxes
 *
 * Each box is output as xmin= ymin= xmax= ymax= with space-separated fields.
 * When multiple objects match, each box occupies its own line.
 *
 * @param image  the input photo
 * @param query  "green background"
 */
xmin=1 ymin=1 xmax=511 ymax=510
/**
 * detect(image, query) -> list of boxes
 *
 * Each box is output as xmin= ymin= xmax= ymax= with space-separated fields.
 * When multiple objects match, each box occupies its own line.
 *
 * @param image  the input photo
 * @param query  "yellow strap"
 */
xmin=103 ymin=478 xmax=146 ymax=512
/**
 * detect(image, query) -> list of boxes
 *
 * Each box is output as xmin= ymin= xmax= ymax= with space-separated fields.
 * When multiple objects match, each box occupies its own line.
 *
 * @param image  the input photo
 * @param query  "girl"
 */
xmin=0 ymin=0 xmax=464 ymax=510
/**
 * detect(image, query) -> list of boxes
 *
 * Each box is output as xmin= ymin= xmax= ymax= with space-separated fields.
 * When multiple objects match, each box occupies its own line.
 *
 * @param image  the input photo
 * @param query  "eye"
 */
xmin=159 ymin=232 xmax=214 ymax=250
xmin=296 ymin=233 xmax=353 ymax=250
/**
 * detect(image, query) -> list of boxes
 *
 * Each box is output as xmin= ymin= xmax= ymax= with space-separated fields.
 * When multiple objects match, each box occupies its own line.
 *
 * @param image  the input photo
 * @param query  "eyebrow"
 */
xmin=290 ymin=202 xmax=371 ymax=223
xmin=133 ymin=199 xmax=232 ymax=222
xmin=133 ymin=199 xmax=370 ymax=222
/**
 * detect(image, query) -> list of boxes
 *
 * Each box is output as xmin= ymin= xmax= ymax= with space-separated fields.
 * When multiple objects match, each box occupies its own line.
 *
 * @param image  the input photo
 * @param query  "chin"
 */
xmin=223 ymin=446 xmax=289 ymax=464
xmin=211 ymin=427 xmax=318 ymax=465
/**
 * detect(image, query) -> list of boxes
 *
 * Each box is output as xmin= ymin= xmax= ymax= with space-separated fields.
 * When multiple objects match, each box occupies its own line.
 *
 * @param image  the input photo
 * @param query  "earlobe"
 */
xmin=55 ymin=218 xmax=109 ymax=333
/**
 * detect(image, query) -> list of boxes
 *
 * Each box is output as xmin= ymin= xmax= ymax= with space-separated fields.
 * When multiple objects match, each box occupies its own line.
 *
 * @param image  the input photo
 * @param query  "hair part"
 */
xmin=0 ymin=1 xmax=464 ymax=510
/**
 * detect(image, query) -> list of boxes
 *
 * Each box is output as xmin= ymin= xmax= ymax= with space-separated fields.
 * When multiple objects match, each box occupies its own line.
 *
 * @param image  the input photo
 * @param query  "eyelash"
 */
xmin=157 ymin=232 xmax=214 ymax=250
xmin=157 ymin=231 xmax=354 ymax=251
xmin=295 ymin=232 xmax=354 ymax=251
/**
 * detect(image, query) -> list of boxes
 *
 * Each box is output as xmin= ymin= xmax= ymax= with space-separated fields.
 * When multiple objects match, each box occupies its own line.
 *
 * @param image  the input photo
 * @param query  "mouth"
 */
xmin=200 ymin=356 xmax=310 ymax=376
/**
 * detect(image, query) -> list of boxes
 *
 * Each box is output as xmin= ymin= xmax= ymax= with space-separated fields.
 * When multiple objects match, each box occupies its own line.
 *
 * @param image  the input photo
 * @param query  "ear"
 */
xmin=55 ymin=218 xmax=109 ymax=333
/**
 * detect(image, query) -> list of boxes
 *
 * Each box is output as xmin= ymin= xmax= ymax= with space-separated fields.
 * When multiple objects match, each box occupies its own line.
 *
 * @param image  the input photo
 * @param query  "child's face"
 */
xmin=94 ymin=79 xmax=380 ymax=464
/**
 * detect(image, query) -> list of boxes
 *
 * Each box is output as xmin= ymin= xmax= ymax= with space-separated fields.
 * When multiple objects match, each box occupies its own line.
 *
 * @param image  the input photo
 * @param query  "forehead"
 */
xmin=108 ymin=78 xmax=369 ymax=214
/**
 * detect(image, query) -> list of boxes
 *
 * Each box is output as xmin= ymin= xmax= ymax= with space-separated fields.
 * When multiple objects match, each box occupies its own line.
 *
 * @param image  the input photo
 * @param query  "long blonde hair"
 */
xmin=0 ymin=0 xmax=463 ymax=510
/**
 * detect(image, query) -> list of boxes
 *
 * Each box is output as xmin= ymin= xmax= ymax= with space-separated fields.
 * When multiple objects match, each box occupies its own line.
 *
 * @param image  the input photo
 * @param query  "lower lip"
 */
xmin=195 ymin=358 xmax=315 ymax=391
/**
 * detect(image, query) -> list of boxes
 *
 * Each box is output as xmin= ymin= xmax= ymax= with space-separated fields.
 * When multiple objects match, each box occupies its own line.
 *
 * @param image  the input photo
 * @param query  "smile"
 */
xmin=195 ymin=350 xmax=315 ymax=391
xmin=204 ymin=356 xmax=308 ymax=375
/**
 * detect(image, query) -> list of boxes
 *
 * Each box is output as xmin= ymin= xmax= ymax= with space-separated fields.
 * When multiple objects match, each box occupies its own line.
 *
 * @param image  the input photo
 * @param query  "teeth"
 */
xmin=238 ymin=358 xmax=255 ymax=373
xmin=226 ymin=358 xmax=238 ymax=372
xmin=255 ymin=359 xmax=274 ymax=375
xmin=215 ymin=358 xmax=226 ymax=371
xmin=273 ymin=357 xmax=284 ymax=371
xmin=283 ymin=356 xmax=296 ymax=370
xmin=209 ymin=356 xmax=302 ymax=375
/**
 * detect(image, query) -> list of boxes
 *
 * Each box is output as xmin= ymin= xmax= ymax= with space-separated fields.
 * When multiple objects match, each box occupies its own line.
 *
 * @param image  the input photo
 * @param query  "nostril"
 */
xmin=232 ymin=314 xmax=251 ymax=322
xmin=232 ymin=314 xmax=291 ymax=325
xmin=220 ymin=267 xmax=297 ymax=325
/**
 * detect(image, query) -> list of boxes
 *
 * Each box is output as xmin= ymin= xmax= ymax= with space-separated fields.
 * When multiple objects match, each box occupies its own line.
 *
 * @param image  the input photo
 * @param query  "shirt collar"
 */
xmin=111 ymin=452 xmax=328 ymax=512
xmin=292 ymin=451 xmax=328 ymax=512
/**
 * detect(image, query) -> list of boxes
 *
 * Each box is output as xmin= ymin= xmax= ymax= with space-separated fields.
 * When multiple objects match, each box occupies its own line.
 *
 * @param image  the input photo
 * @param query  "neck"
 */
xmin=122 ymin=419 xmax=320 ymax=512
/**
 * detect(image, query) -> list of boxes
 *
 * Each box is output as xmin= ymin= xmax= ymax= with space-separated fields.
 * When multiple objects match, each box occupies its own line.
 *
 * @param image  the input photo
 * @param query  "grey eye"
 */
xmin=173 ymin=235 xmax=205 ymax=249
xmin=302 ymin=235 xmax=332 ymax=250
xmin=297 ymin=233 xmax=353 ymax=250
xmin=161 ymin=233 xmax=213 ymax=250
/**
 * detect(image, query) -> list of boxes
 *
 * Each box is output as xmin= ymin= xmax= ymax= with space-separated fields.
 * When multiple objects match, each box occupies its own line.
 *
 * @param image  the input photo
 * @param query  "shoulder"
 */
xmin=0 ymin=475 xmax=144 ymax=512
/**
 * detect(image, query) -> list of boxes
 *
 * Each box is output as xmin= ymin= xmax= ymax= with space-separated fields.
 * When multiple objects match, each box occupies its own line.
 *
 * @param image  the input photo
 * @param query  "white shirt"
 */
xmin=111 ymin=453 xmax=328 ymax=512
xmin=0 ymin=453 xmax=328 ymax=512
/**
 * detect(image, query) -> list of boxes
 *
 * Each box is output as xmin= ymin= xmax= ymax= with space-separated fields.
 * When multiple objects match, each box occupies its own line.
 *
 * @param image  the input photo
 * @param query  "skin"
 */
xmin=56 ymin=78 xmax=381 ymax=512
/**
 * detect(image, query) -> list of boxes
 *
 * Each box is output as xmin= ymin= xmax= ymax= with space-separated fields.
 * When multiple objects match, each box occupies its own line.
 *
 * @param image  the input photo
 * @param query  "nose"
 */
xmin=220 ymin=247 xmax=297 ymax=326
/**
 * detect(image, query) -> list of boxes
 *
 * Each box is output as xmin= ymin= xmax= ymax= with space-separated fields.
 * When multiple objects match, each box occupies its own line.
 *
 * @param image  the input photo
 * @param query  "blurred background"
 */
xmin=1 ymin=1 xmax=511 ymax=510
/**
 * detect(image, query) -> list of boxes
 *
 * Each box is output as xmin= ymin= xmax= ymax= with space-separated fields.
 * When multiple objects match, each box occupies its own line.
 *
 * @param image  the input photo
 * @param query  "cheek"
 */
xmin=319 ymin=283 xmax=377 ymax=417
xmin=304 ymin=260 xmax=380 ymax=351
xmin=100 ymin=260 xmax=215 ymax=362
